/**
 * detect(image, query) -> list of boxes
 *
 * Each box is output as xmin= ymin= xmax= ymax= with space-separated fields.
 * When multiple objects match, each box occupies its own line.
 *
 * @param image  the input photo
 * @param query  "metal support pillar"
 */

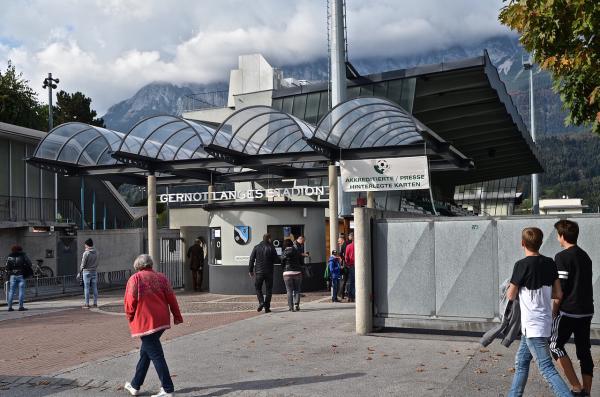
xmin=103 ymin=203 xmax=107 ymax=230
xmin=147 ymin=173 xmax=158 ymax=262
xmin=329 ymin=164 xmax=339 ymax=253
xmin=92 ymin=190 xmax=96 ymax=230
xmin=529 ymin=66 xmax=539 ymax=214
xmin=80 ymin=177 xmax=85 ymax=230
xmin=367 ymin=191 xmax=375 ymax=209
xmin=329 ymin=0 xmax=347 ymax=106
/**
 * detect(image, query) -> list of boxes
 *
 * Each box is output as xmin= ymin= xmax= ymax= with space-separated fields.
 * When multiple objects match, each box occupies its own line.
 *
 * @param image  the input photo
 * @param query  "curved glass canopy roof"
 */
xmin=210 ymin=106 xmax=313 ymax=155
xmin=118 ymin=115 xmax=216 ymax=160
xmin=33 ymin=122 xmax=125 ymax=166
xmin=314 ymin=97 xmax=422 ymax=148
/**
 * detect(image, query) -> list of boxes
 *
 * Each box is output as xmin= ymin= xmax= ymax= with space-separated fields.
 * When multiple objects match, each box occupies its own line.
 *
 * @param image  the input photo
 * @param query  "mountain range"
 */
xmin=101 ymin=35 xmax=579 ymax=136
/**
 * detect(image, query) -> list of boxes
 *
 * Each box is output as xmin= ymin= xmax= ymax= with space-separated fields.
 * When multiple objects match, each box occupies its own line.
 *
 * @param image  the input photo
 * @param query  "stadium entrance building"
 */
xmin=27 ymin=52 xmax=542 ymax=294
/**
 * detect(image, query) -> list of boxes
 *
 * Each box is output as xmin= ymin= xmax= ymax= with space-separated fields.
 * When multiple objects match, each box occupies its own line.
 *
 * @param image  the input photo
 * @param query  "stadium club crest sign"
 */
xmin=340 ymin=156 xmax=430 ymax=192
xmin=234 ymin=225 xmax=250 ymax=245
xmin=158 ymin=185 xmax=328 ymax=204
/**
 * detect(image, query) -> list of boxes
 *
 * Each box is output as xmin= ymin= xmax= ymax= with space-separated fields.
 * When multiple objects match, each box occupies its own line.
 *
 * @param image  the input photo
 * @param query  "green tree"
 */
xmin=53 ymin=90 xmax=105 ymax=127
xmin=499 ymin=0 xmax=600 ymax=133
xmin=0 ymin=61 xmax=47 ymax=130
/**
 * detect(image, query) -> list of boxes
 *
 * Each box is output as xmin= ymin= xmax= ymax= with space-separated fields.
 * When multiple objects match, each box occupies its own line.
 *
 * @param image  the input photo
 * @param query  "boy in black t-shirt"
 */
xmin=550 ymin=220 xmax=594 ymax=397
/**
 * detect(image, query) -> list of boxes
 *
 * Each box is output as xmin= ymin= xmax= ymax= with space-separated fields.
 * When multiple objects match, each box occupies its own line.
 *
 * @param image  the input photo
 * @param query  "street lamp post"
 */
xmin=522 ymin=54 xmax=539 ymax=214
xmin=42 ymin=73 xmax=59 ymax=220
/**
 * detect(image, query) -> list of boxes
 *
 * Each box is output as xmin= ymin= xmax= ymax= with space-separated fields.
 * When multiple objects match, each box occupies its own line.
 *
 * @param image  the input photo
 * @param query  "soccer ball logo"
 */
xmin=373 ymin=159 xmax=390 ymax=174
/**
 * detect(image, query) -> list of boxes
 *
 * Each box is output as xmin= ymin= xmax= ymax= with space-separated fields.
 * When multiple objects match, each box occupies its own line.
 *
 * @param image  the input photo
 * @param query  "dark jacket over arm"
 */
xmin=249 ymin=242 xmax=277 ymax=274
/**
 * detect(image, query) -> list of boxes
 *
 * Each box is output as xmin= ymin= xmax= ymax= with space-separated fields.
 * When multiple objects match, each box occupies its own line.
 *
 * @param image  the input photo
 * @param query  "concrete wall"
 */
xmin=169 ymin=207 xmax=210 ymax=229
xmin=208 ymin=207 xmax=325 ymax=266
xmin=373 ymin=214 xmax=600 ymax=331
xmin=77 ymin=229 xmax=144 ymax=273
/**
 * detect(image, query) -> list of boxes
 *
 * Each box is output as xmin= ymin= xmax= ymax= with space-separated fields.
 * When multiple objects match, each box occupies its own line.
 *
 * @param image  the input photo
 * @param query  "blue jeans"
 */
xmin=131 ymin=330 xmax=174 ymax=393
xmin=83 ymin=271 xmax=98 ymax=306
xmin=347 ymin=267 xmax=355 ymax=299
xmin=509 ymin=337 xmax=572 ymax=397
xmin=7 ymin=275 xmax=26 ymax=309
xmin=331 ymin=278 xmax=340 ymax=301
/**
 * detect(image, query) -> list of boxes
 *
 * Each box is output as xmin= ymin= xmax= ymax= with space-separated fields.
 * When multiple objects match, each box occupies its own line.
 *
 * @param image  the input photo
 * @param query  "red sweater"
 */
xmin=345 ymin=242 xmax=355 ymax=268
xmin=124 ymin=269 xmax=183 ymax=337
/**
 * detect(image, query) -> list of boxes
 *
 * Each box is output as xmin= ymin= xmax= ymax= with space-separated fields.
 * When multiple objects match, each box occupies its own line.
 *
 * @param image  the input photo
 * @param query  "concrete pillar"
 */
xmin=208 ymin=184 xmax=214 ymax=204
xmin=147 ymin=173 xmax=159 ymax=262
xmin=367 ymin=191 xmax=375 ymax=209
xmin=355 ymin=207 xmax=373 ymax=335
xmin=328 ymin=164 xmax=339 ymax=254
xmin=330 ymin=0 xmax=347 ymax=106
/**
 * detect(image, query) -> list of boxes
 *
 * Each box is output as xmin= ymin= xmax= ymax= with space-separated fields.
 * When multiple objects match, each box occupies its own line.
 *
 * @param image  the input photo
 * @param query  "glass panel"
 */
xmin=304 ymin=93 xmax=320 ymax=125
xmin=141 ymin=121 xmax=188 ymax=158
xmin=123 ymin=116 xmax=175 ymax=154
xmin=0 ymin=139 xmax=8 ymax=195
xmin=271 ymin=98 xmax=283 ymax=111
xmin=339 ymin=110 xmax=411 ymax=148
xmin=233 ymin=113 xmax=287 ymax=152
xmin=257 ymin=124 xmax=299 ymax=154
xmin=11 ymin=142 xmax=26 ymax=196
xmin=97 ymin=149 xmax=116 ymax=165
xmin=175 ymin=136 xmax=203 ymax=160
xmin=52 ymin=123 xmax=88 ymax=138
xmin=317 ymin=92 xmax=329 ymax=122
xmin=41 ymin=169 xmax=54 ymax=199
xmin=400 ymin=78 xmax=417 ymax=113
xmin=57 ymin=128 xmax=98 ymax=164
xmin=158 ymin=129 xmax=195 ymax=161
xmin=36 ymin=133 xmax=68 ymax=160
xmin=186 ymin=120 xmax=215 ymax=144
xmin=27 ymin=145 xmax=40 ymax=198
xmin=373 ymin=82 xmax=387 ymax=98
xmin=83 ymin=137 xmax=110 ymax=165
xmin=385 ymin=79 xmax=403 ymax=104
xmin=367 ymin=123 xmax=417 ymax=147
xmin=282 ymin=96 xmax=294 ymax=114
xmin=359 ymin=85 xmax=374 ymax=97
xmin=347 ymin=86 xmax=360 ymax=99
xmin=291 ymin=95 xmax=307 ymax=120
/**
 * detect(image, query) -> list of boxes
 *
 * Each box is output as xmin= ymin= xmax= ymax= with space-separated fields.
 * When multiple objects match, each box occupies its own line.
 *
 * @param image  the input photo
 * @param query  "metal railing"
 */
xmin=2 ymin=269 xmax=132 ymax=303
xmin=182 ymin=90 xmax=229 ymax=112
xmin=0 ymin=195 xmax=83 ymax=226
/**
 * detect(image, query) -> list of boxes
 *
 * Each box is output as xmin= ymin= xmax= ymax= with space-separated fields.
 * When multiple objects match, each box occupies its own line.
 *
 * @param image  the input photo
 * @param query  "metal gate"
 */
xmin=159 ymin=237 xmax=184 ymax=288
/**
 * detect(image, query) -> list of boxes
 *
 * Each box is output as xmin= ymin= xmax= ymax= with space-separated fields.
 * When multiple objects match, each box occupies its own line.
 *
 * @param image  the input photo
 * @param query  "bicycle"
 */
xmin=33 ymin=259 xmax=54 ymax=278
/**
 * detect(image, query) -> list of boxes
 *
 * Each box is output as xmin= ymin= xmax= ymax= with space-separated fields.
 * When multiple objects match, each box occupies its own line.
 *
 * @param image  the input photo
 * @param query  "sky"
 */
xmin=0 ymin=0 xmax=511 ymax=115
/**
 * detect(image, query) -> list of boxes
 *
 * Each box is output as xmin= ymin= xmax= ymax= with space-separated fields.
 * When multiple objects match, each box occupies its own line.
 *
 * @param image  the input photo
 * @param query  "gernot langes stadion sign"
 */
xmin=340 ymin=156 xmax=430 ymax=192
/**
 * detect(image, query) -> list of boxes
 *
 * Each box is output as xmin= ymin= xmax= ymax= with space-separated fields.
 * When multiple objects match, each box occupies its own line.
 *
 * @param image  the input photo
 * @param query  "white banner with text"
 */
xmin=340 ymin=157 xmax=430 ymax=192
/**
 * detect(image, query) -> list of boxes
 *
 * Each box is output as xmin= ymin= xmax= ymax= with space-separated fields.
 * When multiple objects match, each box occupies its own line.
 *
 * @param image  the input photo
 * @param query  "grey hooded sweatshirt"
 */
xmin=80 ymin=248 xmax=99 ymax=272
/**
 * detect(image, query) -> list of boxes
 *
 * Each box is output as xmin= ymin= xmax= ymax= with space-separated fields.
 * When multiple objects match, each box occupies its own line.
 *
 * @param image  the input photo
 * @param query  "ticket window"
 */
xmin=268 ymin=225 xmax=304 ymax=259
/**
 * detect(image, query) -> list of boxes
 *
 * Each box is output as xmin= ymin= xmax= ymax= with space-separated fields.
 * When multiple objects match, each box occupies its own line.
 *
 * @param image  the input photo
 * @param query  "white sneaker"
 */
xmin=151 ymin=388 xmax=173 ymax=397
xmin=124 ymin=382 xmax=139 ymax=396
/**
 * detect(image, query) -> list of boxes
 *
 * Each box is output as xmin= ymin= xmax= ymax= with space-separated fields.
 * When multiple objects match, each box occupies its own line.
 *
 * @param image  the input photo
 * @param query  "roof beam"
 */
xmin=412 ymin=87 xmax=498 ymax=113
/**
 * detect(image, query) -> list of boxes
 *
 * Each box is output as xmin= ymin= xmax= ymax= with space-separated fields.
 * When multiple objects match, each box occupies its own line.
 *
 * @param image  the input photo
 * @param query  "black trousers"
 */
xmin=254 ymin=272 xmax=273 ymax=309
xmin=550 ymin=313 xmax=594 ymax=376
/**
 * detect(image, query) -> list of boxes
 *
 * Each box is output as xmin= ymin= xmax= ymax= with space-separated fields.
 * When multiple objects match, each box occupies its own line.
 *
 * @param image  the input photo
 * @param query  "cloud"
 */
xmin=0 ymin=0 xmax=510 ymax=114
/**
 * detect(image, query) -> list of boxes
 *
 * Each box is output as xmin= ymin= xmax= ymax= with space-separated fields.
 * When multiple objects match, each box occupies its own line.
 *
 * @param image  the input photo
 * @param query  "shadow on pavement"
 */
xmin=177 ymin=372 xmax=366 ymax=397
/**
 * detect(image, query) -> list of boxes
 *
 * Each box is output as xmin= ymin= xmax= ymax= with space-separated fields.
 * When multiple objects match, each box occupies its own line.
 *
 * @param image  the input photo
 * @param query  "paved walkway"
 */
xmin=2 ymin=294 xmax=599 ymax=396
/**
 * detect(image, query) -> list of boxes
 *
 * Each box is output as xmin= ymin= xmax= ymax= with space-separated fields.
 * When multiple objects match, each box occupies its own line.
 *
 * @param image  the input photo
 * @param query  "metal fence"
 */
xmin=182 ymin=90 xmax=229 ymax=112
xmin=2 ymin=269 xmax=132 ymax=303
xmin=158 ymin=237 xmax=184 ymax=288
xmin=0 ymin=195 xmax=83 ymax=226
xmin=372 ymin=214 xmax=600 ymax=331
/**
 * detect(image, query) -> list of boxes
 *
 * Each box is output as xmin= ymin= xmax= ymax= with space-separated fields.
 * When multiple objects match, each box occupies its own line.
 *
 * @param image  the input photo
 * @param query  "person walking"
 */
xmin=123 ymin=254 xmax=183 ymax=397
xmin=344 ymin=233 xmax=355 ymax=302
xmin=328 ymin=250 xmax=342 ymax=303
xmin=506 ymin=227 xmax=571 ymax=397
xmin=186 ymin=238 xmax=205 ymax=291
xmin=550 ymin=220 xmax=594 ymax=396
xmin=337 ymin=236 xmax=349 ymax=300
xmin=5 ymin=245 xmax=32 ymax=312
xmin=79 ymin=238 xmax=99 ymax=309
xmin=294 ymin=235 xmax=309 ymax=265
xmin=249 ymin=233 xmax=278 ymax=313
xmin=281 ymin=239 xmax=303 ymax=311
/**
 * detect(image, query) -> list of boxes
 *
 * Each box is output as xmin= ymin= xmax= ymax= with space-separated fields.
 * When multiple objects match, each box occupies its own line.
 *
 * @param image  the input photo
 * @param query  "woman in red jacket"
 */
xmin=123 ymin=254 xmax=183 ymax=397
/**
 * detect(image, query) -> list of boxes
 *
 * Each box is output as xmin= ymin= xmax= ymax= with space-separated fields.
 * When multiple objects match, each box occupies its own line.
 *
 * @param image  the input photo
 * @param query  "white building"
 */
xmin=539 ymin=198 xmax=586 ymax=215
